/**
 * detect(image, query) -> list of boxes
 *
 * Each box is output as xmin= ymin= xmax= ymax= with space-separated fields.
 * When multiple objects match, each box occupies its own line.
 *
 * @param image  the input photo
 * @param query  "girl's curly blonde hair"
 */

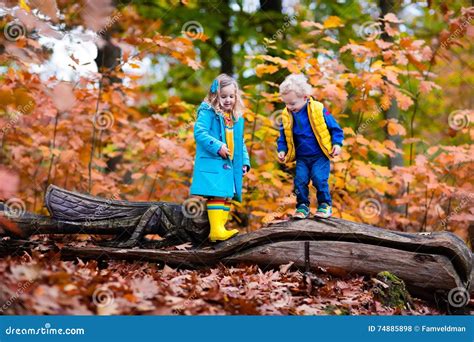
xmin=204 ymin=73 xmax=245 ymax=120
xmin=279 ymin=73 xmax=313 ymax=97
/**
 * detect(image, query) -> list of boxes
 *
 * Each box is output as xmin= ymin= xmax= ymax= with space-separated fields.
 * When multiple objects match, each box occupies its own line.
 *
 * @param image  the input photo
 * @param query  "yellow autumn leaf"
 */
xmin=370 ymin=60 xmax=384 ymax=70
xmin=251 ymin=210 xmax=269 ymax=217
xmin=282 ymin=49 xmax=295 ymax=55
xmin=287 ymin=62 xmax=301 ymax=74
xmin=19 ymin=0 xmax=30 ymax=11
xmin=322 ymin=36 xmax=339 ymax=44
xmin=323 ymin=16 xmax=344 ymax=29
xmin=341 ymin=212 xmax=358 ymax=221
xmin=343 ymin=127 xmax=356 ymax=136
xmin=380 ymin=95 xmax=391 ymax=110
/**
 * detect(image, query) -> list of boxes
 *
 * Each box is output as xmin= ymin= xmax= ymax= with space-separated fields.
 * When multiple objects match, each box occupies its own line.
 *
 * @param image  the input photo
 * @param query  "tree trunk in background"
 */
xmin=260 ymin=0 xmax=282 ymax=12
xmin=217 ymin=0 xmax=233 ymax=75
xmin=95 ymin=32 xmax=122 ymax=83
xmin=379 ymin=0 xmax=404 ymax=214
xmin=469 ymin=222 xmax=474 ymax=251
xmin=259 ymin=0 xmax=284 ymax=39
xmin=379 ymin=0 xmax=403 ymax=170
xmin=258 ymin=0 xmax=284 ymax=81
xmin=384 ymin=99 xmax=404 ymax=168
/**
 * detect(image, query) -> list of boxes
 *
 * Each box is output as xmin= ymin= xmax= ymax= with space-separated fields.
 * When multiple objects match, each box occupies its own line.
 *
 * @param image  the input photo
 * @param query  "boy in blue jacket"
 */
xmin=277 ymin=74 xmax=344 ymax=219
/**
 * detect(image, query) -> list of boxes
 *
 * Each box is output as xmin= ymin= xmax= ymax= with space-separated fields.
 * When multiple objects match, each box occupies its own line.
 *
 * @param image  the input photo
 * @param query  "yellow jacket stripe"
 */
xmin=281 ymin=98 xmax=333 ymax=162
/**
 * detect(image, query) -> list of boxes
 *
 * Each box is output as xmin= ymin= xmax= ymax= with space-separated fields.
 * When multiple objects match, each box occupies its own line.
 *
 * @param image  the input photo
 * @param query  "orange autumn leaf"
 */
xmin=255 ymin=64 xmax=279 ymax=77
xmin=323 ymin=16 xmax=344 ymax=29
xmin=387 ymin=120 xmax=406 ymax=136
xmin=394 ymin=90 xmax=413 ymax=110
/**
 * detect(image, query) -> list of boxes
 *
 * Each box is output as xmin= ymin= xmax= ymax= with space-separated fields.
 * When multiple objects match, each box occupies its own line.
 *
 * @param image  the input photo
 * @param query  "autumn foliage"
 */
xmin=1 ymin=2 xmax=473 ymax=238
xmin=0 ymin=0 xmax=473 ymax=315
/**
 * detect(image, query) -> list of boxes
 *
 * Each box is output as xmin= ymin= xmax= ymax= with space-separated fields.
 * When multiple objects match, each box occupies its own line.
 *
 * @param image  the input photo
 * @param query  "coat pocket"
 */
xmin=198 ymin=156 xmax=224 ymax=174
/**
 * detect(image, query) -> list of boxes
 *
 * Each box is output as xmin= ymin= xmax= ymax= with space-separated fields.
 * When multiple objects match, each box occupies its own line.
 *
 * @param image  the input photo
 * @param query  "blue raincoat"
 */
xmin=190 ymin=102 xmax=251 ymax=202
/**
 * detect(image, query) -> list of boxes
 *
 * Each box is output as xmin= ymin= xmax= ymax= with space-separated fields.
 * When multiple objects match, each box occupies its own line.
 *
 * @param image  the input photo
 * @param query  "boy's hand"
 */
xmin=277 ymin=151 xmax=286 ymax=163
xmin=218 ymin=144 xmax=230 ymax=158
xmin=330 ymin=144 xmax=341 ymax=157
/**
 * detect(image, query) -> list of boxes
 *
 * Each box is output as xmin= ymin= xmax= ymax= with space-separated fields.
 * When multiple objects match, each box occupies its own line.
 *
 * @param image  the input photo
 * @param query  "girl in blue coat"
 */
xmin=190 ymin=74 xmax=251 ymax=242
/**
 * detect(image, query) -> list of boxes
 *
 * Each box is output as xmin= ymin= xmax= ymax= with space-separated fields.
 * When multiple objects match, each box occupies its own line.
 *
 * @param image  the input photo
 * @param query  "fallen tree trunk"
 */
xmin=1 ymin=184 xmax=209 ymax=248
xmin=1 ymin=185 xmax=472 ymax=306
xmin=52 ymin=218 xmax=472 ymax=300
xmin=0 ymin=239 xmax=56 ymax=257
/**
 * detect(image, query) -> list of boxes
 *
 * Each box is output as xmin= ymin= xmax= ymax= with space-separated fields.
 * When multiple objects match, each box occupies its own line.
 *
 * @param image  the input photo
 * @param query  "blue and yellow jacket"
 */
xmin=190 ymin=102 xmax=250 ymax=202
xmin=277 ymin=98 xmax=343 ymax=162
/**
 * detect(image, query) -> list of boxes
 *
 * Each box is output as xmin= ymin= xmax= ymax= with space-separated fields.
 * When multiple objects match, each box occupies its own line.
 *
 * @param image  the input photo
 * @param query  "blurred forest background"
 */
xmin=0 ymin=0 xmax=473 ymax=243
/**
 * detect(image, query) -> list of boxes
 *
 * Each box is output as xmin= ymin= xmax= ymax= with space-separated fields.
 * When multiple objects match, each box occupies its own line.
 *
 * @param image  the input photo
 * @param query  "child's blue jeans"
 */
xmin=294 ymin=155 xmax=331 ymax=208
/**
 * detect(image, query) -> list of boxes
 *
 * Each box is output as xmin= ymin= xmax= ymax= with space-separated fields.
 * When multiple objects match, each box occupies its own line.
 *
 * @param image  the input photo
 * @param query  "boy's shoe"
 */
xmin=315 ymin=203 xmax=332 ymax=218
xmin=294 ymin=204 xmax=310 ymax=219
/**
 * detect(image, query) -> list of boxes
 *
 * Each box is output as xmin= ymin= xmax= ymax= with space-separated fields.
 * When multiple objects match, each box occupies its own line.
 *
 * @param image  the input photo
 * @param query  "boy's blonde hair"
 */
xmin=279 ymin=74 xmax=313 ymax=97
xmin=204 ymin=73 xmax=245 ymax=120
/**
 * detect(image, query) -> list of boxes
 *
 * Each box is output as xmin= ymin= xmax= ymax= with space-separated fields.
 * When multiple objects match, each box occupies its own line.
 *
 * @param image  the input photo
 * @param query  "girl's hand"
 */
xmin=277 ymin=151 xmax=286 ymax=163
xmin=218 ymin=144 xmax=230 ymax=158
xmin=330 ymin=144 xmax=341 ymax=157
xmin=243 ymin=165 xmax=249 ymax=175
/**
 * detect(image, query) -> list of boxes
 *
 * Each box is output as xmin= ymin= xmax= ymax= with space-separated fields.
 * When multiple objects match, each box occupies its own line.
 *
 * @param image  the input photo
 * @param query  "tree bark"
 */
xmin=379 ymin=0 xmax=404 ymax=170
xmin=3 ymin=217 xmax=471 ymax=301
xmin=217 ymin=0 xmax=233 ymax=75
xmin=2 ymin=185 xmax=472 ymax=304
xmin=260 ymin=0 xmax=282 ymax=12
xmin=469 ymin=221 xmax=474 ymax=251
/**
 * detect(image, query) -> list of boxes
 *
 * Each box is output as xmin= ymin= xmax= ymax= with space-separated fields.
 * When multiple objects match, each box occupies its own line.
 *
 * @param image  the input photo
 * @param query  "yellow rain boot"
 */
xmin=222 ymin=200 xmax=231 ymax=225
xmin=207 ymin=200 xmax=238 ymax=242
xmin=19 ymin=0 xmax=31 ymax=11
